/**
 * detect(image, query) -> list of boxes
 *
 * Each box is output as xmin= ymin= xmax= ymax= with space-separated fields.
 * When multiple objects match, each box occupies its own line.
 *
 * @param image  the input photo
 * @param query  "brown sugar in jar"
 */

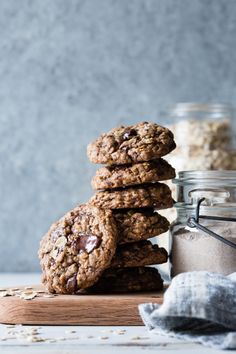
xmin=170 ymin=171 xmax=236 ymax=276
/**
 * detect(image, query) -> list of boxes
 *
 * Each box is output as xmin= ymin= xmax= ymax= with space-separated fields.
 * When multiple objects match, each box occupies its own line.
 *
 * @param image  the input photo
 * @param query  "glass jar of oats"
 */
xmin=170 ymin=170 xmax=236 ymax=277
xmin=166 ymin=103 xmax=236 ymax=171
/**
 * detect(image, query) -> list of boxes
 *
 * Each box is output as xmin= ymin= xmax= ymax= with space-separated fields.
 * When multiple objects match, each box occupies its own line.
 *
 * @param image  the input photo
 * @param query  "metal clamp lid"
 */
xmin=187 ymin=198 xmax=236 ymax=250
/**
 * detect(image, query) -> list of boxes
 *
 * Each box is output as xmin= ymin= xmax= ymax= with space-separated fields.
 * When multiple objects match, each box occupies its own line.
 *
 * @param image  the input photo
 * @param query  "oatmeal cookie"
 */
xmin=110 ymin=240 xmax=168 ymax=268
xmin=87 ymin=122 xmax=176 ymax=165
xmin=86 ymin=267 xmax=163 ymax=293
xmin=113 ymin=208 xmax=170 ymax=244
xmin=38 ymin=204 xmax=117 ymax=294
xmin=91 ymin=158 xmax=176 ymax=190
xmin=89 ymin=182 xmax=173 ymax=210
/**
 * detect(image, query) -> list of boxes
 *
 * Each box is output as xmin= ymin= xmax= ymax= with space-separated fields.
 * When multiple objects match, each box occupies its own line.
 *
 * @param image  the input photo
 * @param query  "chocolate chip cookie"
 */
xmin=87 ymin=122 xmax=176 ymax=165
xmin=38 ymin=204 xmax=117 ymax=294
xmin=91 ymin=158 xmax=176 ymax=190
xmin=113 ymin=208 xmax=169 ymax=244
xmin=89 ymin=182 xmax=173 ymax=210
xmin=86 ymin=267 xmax=163 ymax=293
xmin=110 ymin=240 xmax=168 ymax=268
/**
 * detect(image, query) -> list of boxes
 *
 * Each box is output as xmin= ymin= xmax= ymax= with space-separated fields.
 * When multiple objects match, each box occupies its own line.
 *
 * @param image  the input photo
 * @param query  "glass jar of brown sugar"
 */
xmin=170 ymin=170 xmax=236 ymax=277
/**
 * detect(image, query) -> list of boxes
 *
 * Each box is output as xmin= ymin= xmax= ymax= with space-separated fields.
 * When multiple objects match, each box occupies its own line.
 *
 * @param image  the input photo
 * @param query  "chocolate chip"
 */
xmin=66 ymin=274 xmax=78 ymax=293
xmin=122 ymin=129 xmax=137 ymax=140
xmin=72 ymin=233 xmax=101 ymax=254
xmin=50 ymin=258 xmax=56 ymax=266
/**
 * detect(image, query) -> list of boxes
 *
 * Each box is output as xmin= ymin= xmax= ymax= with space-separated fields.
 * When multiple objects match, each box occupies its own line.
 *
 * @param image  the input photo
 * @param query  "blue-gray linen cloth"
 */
xmin=139 ymin=271 xmax=236 ymax=350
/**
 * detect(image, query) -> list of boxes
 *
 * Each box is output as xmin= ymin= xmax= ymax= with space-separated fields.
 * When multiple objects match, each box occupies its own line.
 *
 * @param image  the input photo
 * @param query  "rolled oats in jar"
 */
xmin=166 ymin=103 xmax=236 ymax=172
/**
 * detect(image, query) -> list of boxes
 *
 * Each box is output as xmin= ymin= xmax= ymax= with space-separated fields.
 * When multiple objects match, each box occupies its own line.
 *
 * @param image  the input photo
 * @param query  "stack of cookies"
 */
xmin=87 ymin=121 xmax=176 ymax=293
xmin=39 ymin=122 xmax=176 ymax=295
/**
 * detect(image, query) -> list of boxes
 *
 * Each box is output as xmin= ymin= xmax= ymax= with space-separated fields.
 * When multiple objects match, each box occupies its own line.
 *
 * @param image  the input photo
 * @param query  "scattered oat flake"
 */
xmin=20 ymin=291 xmax=38 ymax=300
xmin=8 ymin=290 xmax=15 ymax=296
xmin=24 ymin=286 xmax=33 ymax=290
xmin=100 ymin=336 xmax=109 ymax=340
xmin=115 ymin=329 xmax=126 ymax=334
xmin=11 ymin=288 xmax=20 ymax=291
xmin=26 ymin=335 xmax=45 ymax=342
xmin=65 ymin=330 xmax=76 ymax=334
xmin=43 ymin=294 xmax=55 ymax=298
xmin=0 ymin=291 xmax=10 ymax=297
xmin=87 ymin=335 xmax=94 ymax=339
xmin=28 ymin=329 xmax=40 ymax=335
xmin=131 ymin=336 xmax=149 ymax=340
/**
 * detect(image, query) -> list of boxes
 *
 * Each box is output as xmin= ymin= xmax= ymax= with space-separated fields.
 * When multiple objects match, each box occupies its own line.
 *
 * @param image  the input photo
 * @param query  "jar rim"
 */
xmin=173 ymin=170 xmax=236 ymax=186
xmin=174 ymin=202 xmax=236 ymax=214
xmin=170 ymin=102 xmax=233 ymax=115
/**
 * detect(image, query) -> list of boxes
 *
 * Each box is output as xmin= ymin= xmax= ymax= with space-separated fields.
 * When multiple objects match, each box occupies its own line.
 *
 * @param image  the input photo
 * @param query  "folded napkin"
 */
xmin=139 ymin=271 xmax=236 ymax=350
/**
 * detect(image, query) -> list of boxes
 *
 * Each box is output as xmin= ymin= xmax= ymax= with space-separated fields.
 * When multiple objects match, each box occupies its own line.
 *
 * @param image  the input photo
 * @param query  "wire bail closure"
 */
xmin=187 ymin=198 xmax=236 ymax=250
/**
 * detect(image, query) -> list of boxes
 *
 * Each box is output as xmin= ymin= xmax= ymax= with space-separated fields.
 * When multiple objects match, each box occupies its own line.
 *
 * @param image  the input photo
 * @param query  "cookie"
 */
xmin=110 ymin=240 xmax=168 ymax=268
xmin=85 ymin=267 xmax=163 ymax=293
xmin=89 ymin=182 xmax=173 ymax=210
xmin=91 ymin=158 xmax=176 ymax=190
xmin=38 ymin=204 xmax=117 ymax=294
xmin=87 ymin=121 xmax=176 ymax=165
xmin=113 ymin=208 xmax=170 ymax=244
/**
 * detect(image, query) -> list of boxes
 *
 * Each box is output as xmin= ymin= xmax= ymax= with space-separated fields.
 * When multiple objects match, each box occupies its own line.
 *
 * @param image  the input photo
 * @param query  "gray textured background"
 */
xmin=1 ymin=0 xmax=236 ymax=272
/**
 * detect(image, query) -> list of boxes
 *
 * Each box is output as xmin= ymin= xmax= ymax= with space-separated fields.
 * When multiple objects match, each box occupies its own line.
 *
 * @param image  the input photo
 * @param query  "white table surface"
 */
xmin=0 ymin=273 xmax=231 ymax=354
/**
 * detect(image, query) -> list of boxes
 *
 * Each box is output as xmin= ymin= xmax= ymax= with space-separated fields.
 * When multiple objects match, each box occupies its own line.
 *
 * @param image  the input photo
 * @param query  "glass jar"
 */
xmin=166 ymin=103 xmax=236 ymax=171
xmin=169 ymin=102 xmax=233 ymax=148
xmin=170 ymin=170 xmax=236 ymax=277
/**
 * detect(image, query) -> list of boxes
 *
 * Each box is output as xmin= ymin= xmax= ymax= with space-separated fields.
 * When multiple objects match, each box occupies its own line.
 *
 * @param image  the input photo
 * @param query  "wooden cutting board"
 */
xmin=0 ymin=285 xmax=164 ymax=326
